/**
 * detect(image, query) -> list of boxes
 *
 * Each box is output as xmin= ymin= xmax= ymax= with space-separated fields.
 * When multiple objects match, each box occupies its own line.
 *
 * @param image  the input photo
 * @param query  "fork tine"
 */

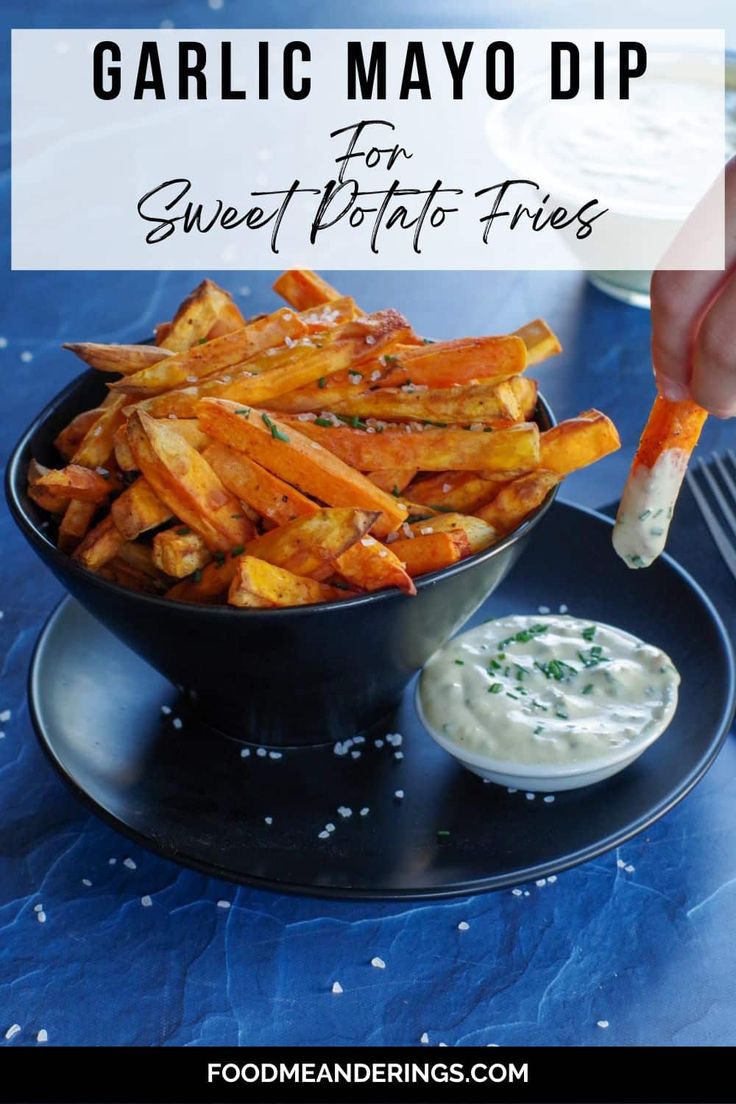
xmin=686 ymin=468 xmax=736 ymax=583
xmin=699 ymin=456 xmax=736 ymax=543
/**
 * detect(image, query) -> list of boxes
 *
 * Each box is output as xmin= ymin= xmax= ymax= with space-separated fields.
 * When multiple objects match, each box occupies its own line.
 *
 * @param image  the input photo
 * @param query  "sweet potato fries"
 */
xmin=30 ymin=272 xmax=619 ymax=608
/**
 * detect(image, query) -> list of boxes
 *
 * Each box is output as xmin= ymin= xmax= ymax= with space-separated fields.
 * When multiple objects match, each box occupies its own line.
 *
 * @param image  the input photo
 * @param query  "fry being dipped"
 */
xmin=613 ymin=396 xmax=707 ymax=568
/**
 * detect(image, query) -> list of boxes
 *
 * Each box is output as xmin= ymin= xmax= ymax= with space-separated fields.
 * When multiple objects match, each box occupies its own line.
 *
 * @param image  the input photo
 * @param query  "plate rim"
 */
xmin=26 ymin=500 xmax=736 ymax=900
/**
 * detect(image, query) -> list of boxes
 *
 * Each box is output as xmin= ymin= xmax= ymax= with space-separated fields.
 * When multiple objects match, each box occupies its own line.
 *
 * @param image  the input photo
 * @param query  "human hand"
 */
xmin=650 ymin=155 xmax=736 ymax=417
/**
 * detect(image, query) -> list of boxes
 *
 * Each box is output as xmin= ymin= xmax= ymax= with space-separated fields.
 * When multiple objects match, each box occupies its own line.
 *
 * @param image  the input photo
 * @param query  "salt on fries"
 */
xmin=30 ymin=271 xmax=620 ymax=609
xmin=613 ymin=396 xmax=707 ymax=568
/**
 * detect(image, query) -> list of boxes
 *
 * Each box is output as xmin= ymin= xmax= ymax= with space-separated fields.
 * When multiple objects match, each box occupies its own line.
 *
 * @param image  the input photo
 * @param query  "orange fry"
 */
xmin=613 ymin=396 xmax=707 ymax=569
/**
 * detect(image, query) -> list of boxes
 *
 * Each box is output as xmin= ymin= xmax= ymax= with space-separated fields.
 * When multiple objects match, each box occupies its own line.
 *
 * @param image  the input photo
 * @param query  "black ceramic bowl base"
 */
xmin=29 ymin=503 xmax=735 ymax=900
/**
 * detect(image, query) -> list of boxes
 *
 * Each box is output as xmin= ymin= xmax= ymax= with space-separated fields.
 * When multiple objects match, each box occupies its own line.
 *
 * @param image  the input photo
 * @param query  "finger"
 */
xmin=690 ymin=273 xmax=736 ymax=417
xmin=650 ymin=156 xmax=736 ymax=400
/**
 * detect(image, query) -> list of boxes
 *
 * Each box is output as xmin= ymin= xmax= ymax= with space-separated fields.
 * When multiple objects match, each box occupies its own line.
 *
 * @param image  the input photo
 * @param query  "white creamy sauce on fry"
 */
xmin=419 ymin=615 xmax=679 ymax=767
xmin=612 ymin=448 xmax=687 ymax=568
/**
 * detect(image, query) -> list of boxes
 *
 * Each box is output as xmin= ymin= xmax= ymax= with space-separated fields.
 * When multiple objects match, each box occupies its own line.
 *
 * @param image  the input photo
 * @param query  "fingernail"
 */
xmin=657 ymin=375 xmax=688 ymax=402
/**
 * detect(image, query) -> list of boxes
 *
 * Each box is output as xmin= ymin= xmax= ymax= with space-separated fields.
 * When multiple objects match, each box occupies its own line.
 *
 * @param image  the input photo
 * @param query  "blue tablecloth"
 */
xmin=2 ymin=0 xmax=736 ymax=1050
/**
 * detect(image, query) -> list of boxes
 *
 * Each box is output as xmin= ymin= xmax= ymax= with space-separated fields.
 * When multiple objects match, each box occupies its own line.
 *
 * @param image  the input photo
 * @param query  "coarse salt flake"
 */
xmin=123 ymin=858 xmax=137 ymax=870
xmin=318 ymin=830 xmax=330 ymax=840
xmin=371 ymin=956 xmax=386 ymax=969
xmin=37 ymin=1029 xmax=48 ymax=1043
xmin=21 ymin=351 xmax=33 ymax=363
xmin=420 ymin=1032 xmax=429 ymax=1044
xmin=337 ymin=806 xmax=352 ymax=818
xmin=559 ymin=604 xmax=569 ymax=614
xmin=0 ymin=710 xmax=11 ymax=723
xmin=525 ymin=792 xmax=536 ymax=800
xmin=331 ymin=981 xmax=343 ymax=994
xmin=257 ymin=747 xmax=267 ymax=757
xmin=82 ymin=879 xmax=92 ymax=887
xmin=269 ymin=751 xmax=282 ymax=760
xmin=37 ymin=911 xmax=46 ymax=924
xmin=171 ymin=717 xmax=183 ymax=730
xmin=240 ymin=748 xmax=250 ymax=758
xmin=597 ymin=1020 xmax=610 ymax=1029
xmin=543 ymin=795 xmax=555 ymax=803
xmin=264 ymin=816 xmax=273 ymax=825
xmin=457 ymin=921 xmax=470 ymax=931
xmin=5 ymin=1024 xmax=21 ymax=1040
xmin=364 ymin=334 xmax=376 ymax=345
xmin=616 ymin=859 xmax=626 ymax=869
xmin=217 ymin=900 xmax=231 ymax=910
xmin=394 ymin=789 xmax=404 ymax=800
xmin=360 ymin=807 xmax=370 ymax=816
xmin=442 ymin=483 xmax=452 ymax=493
xmin=511 ymin=888 xmax=523 ymax=896
xmin=141 ymin=895 xmax=152 ymax=908
xmin=625 ymin=864 xmax=635 ymax=873
xmin=33 ymin=903 xmax=43 ymax=913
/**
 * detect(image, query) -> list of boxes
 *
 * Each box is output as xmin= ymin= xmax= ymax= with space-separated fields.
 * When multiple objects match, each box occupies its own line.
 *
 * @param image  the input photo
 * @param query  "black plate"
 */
xmin=28 ymin=502 xmax=735 ymax=899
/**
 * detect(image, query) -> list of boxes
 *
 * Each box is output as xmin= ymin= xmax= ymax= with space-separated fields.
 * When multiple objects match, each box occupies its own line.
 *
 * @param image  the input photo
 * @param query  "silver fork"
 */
xmin=686 ymin=450 xmax=736 ymax=581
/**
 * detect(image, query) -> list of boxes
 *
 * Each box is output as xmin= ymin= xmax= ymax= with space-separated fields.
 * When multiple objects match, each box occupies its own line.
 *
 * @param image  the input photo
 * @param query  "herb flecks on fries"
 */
xmin=31 ymin=272 xmax=620 ymax=608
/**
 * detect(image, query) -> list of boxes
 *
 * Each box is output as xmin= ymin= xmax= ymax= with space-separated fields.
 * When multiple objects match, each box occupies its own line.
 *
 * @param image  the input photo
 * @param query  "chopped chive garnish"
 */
xmin=315 ymin=416 xmax=333 ymax=427
xmin=383 ymin=354 xmax=400 ymax=366
xmin=335 ymin=413 xmax=368 ymax=430
xmin=437 ymin=829 xmax=450 ymax=836
xmin=231 ymin=513 xmax=244 ymax=519
xmin=317 ymin=377 xmax=327 ymax=388
xmin=261 ymin=412 xmax=290 ymax=442
xmin=454 ymin=659 xmax=464 ymax=666
xmin=534 ymin=725 xmax=544 ymax=735
xmin=578 ymin=646 xmax=605 ymax=669
xmin=231 ymin=545 xmax=245 ymax=558
xmin=582 ymin=683 xmax=594 ymax=695
xmin=193 ymin=568 xmax=203 ymax=583
xmin=488 ymin=683 xmax=503 ymax=694
xmin=176 ymin=527 xmax=191 ymax=536
xmin=235 ymin=407 xmax=251 ymax=416
xmin=392 ymin=485 xmax=400 ymax=497
xmin=198 ymin=337 xmax=208 ymax=345
xmin=581 ymin=626 xmax=597 ymax=642
xmin=213 ymin=551 xmax=226 ymax=566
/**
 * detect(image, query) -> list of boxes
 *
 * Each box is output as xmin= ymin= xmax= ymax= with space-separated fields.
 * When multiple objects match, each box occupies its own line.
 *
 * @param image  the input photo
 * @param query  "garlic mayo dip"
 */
xmin=419 ymin=615 xmax=680 ymax=771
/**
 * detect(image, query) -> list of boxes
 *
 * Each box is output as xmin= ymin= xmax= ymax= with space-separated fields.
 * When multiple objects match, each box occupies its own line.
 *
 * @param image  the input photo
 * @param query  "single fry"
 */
xmin=228 ymin=556 xmax=349 ymax=608
xmin=328 ymin=378 xmax=522 ymax=425
xmin=280 ymin=418 xmax=540 ymax=473
xmin=406 ymin=471 xmax=501 ymax=514
xmin=27 ymin=460 xmax=69 ymax=513
xmin=153 ymin=526 xmax=213 ymax=578
xmin=273 ymin=269 xmax=344 ymax=310
xmin=509 ymin=376 xmax=538 ymax=420
xmin=36 ymin=464 xmax=118 ymax=504
xmin=378 ymin=335 xmax=527 ymax=390
xmin=475 ymin=470 xmax=560 ymax=533
xmin=408 ymin=512 xmax=497 ymax=554
xmin=71 ymin=394 xmax=128 ymax=470
xmin=389 ymin=530 xmax=470 ymax=576
xmin=196 ymin=400 xmax=408 ymax=538
xmin=63 ymin=342 xmax=173 ymax=376
xmin=127 ymin=411 xmax=254 ymax=551
xmin=613 ymin=396 xmax=707 ymax=569
xmin=158 ymin=279 xmax=239 ymax=352
xmin=55 ymin=408 xmax=105 ymax=459
xmin=111 ymin=477 xmax=172 ymax=540
xmin=203 ymin=442 xmax=316 ymax=525
xmin=540 ymin=409 xmax=620 ymax=475
xmin=74 ymin=514 xmax=126 ymax=570
xmin=366 ymin=468 xmax=418 ymax=495
xmin=513 ymin=318 xmax=562 ymax=366
xmin=58 ymin=500 xmax=97 ymax=551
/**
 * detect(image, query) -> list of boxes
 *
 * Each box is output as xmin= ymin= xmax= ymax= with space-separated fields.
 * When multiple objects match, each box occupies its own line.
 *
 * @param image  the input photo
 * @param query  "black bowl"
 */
xmin=6 ymin=369 xmax=558 ymax=746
